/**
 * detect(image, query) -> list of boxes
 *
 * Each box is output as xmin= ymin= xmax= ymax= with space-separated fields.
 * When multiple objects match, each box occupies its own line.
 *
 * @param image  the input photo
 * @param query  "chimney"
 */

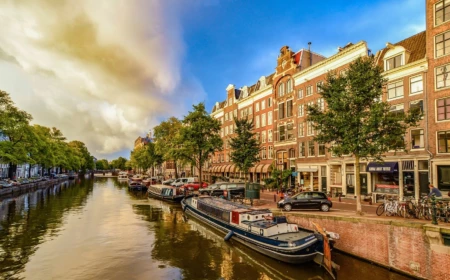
xmin=308 ymin=42 xmax=312 ymax=66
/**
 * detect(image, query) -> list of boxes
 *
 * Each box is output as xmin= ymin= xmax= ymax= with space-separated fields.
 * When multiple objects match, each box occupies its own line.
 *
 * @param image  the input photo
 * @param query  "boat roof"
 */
xmin=196 ymin=196 xmax=270 ymax=213
xmin=149 ymin=184 xmax=175 ymax=189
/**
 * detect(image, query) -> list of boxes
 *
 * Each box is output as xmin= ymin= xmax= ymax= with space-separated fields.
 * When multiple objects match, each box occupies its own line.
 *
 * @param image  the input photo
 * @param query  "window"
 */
xmin=229 ymin=125 xmax=233 ymax=134
xmin=278 ymin=103 xmax=285 ymax=119
xmin=261 ymin=113 xmax=266 ymax=127
xmin=228 ymin=98 xmax=232 ymax=105
xmin=255 ymin=133 xmax=260 ymax=142
xmin=262 ymin=147 xmax=267 ymax=159
xmin=261 ymin=131 xmax=266 ymax=143
xmin=388 ymin=80 xmax=404 ymax=99
xmin=255 ymin=115 xmax=260 ymax=128
xmin=307 ymin=101 xmax=314 ymax=115
xmin=261 ymin=100 xmax=266 ymax=110
xmin=225 ymin=126 xmax=228 ymax=135
xmin=287 ymin=123 xmax=294 ymax=140
xmin=286 ymin=100 xmax=293 ymax=117
xmin=436 ymin=0 xmax=450 ymax=26
xmin=268 ymin=146 xmax=274 ymax=159
xmin=221 ymin=128 xmax=224 ymax=137
xmin=436 ymin=31 xmax=450 ymax=57
xmin=268 ymin=111 xmax=273 ymax=125
xmin=298 ymin=122 xmax=304 ymax=137
xmin=279 ymin=125 xmax=286 ymax=141
xmin=436 ymin=65 xmax=450 ymax=89
xmin=410 ymin=100 xmax=424 ymax=116
xmin=306 ymin=86 xmax=313 ymax=96
xmin=289 ymin=148 xmax=295 ymax=158
xmin=307 ymin=121 xmax=315 ymax=135
xmin=317 ymin=81 xmax=323 ymax=93
xmin=389 ymin=104 xmax=404 ymax=117
xmin=256 ymin=102 xmax=260 ymax=112
xmin=410 ymin=76 xmax=423 ymax=94
xmin=411 ymin=129 xmax=424 ymax=149
xmin=386 ymin=55 xmax=402 ymax=71
xmin=225 ymin=113 xmax=228 ymax=121
xmin=286 ymin=79 xmax=293 ymax=93
xmin=249 ymin=106 xmax=253 ymax=115
xmin=278 ymin=83 xmax=285 ymax=97
xmin=298 ymin=89 xmax=304 ymax=99
xmin=268 ymin=98 xmax=272 ymax=107
xmin=308 ymin=141 xmax=315 ymax=157
xmin=233 ymin=109 xmax=237 ymax=118
xmin=298 ymin=104 xmax=304 ymax=117
xmin=437 ymin=97 xmax=450 ymax=121
xmin=299 ymin=142 xmax=305 ymax=157
xmin=318 ymin=143 xmax=326 ymax=156
xmin=268 ymin=129 xmax=273 ymax=142
xmin=317 ymin=98 xmax=324 ymax=111
xmin=438 ymin=131 xmax=450 ymax=153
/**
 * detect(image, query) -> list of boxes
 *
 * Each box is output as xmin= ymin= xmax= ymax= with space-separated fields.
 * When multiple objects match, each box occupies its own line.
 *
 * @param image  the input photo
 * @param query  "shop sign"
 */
xmin=374 ymin=184 xmax=399 ymax=194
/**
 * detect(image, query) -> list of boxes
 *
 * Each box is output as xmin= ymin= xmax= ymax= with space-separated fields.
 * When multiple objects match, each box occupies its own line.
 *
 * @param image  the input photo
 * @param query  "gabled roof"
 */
xmin=375 ymin=31 xmax=426 ymax=68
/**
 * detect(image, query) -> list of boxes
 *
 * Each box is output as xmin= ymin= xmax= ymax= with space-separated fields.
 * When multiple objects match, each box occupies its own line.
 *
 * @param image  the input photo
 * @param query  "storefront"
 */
xmin=296 ymin=165 xmax=318 ymax=191
xmin=437 ymin=165 xmax=450 ymax=192
xmin=367 ymin=161 xmax=399 ymax=201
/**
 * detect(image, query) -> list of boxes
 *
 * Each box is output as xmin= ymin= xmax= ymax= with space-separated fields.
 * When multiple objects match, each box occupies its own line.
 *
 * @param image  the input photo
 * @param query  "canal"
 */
xmin=0 ymin=178 xmax=413 ymax=280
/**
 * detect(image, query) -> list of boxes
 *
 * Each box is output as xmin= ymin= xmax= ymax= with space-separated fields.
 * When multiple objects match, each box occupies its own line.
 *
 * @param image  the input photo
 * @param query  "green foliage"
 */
xmin=229 ymin=117 xmax=260 ymax=183
xmin=176 ymin=103 xmax=223 ymax=184
xmin=110 ymin=156 xmax=127 ymax=170
xmin=96 ymin=159 xmax=109 ymax=170
xmin=129 ymin=142 xmax=163 ymax=172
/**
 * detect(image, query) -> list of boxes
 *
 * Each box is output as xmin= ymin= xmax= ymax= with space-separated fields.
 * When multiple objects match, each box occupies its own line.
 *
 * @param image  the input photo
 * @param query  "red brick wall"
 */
xmin=285 ymin=214 xmax=450 ymax=280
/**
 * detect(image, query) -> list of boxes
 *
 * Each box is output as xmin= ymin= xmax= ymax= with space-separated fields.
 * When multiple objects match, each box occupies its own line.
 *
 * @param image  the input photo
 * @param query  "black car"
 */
xmin=277 ymin=191 xmax=332 ymax=212
xmin=200 ymin=182 xmax=245 ymax=198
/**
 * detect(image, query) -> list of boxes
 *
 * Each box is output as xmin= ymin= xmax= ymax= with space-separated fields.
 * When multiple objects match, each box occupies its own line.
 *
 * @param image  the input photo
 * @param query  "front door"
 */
xmin=360 ymin=174 xmax=368 ymax=195
xmin=419 ymin=172 xmax=429 ymax=196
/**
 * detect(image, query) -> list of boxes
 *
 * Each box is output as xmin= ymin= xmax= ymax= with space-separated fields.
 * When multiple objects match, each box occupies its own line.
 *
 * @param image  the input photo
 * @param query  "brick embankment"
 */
xmin=248 ymin=191 xmax=450 ymax=280
xmin=0 ymin=178 xmax=69 ymax=197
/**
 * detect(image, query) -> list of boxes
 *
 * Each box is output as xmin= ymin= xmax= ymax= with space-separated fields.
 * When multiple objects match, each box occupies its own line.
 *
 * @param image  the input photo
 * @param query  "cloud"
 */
xmin=0 ymin=0 xmax=205 ymax=159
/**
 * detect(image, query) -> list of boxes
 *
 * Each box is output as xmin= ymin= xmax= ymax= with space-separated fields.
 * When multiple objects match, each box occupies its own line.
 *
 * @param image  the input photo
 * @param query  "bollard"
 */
xmin=274 ymin=194 xmax=276 ymax=202
xmin=339 ymin=193 xmax=342 ymax=202
xmin=431 ymin=195 xmax=438 ymax=225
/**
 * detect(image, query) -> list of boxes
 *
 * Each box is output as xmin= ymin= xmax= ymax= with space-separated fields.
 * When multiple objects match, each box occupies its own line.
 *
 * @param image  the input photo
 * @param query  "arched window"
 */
xmin=286 ymin=79 xmax=292 ymax=93
xmin=278 ymin=83 xmax=285 ymax=97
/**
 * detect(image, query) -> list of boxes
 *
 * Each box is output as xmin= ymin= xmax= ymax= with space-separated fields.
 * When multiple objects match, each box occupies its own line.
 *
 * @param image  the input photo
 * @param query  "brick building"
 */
xmin=207 ymin=0 xmax=449 ymax=200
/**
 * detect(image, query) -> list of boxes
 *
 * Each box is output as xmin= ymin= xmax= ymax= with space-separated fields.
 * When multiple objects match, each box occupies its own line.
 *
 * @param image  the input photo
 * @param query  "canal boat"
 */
xmin=130 ymin=174 xmax=144 ymax=182
xmin=147 ymin=184 xmax=185 ymax=203
xmin=118 ymin=172 xmax=128 ymax=180
xmin=181 ymin=196 xmax=340 ymax=267
xmin=128 ymin=181 xmax=147 ymax=191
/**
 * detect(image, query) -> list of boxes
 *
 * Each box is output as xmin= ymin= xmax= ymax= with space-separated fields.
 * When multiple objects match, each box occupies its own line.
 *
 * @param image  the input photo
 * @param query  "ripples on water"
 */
xmin=0 ymin=178 xmax=413 ymax=280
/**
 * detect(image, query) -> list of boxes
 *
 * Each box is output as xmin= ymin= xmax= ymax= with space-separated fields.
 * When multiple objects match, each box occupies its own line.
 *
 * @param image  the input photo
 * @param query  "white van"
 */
xmin=171 ymin=177 xmax=198 ymax=187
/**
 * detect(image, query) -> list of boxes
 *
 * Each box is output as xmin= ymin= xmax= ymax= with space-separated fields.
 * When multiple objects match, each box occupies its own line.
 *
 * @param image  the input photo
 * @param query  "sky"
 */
xmin=0 ymin=0 xmax=425 ymax=160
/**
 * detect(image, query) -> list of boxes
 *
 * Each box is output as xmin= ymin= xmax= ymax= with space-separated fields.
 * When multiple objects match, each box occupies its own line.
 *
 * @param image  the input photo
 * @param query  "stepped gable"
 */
xmin=375 ymin=31 xmax=426 ymax=68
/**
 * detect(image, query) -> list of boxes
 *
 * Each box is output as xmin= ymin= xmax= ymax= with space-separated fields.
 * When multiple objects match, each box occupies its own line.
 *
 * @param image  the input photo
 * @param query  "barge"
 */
xmin=147 ymin=184 xmax=184 ymax=203
xmin=181 ymin=196 xmax=339 ymax=267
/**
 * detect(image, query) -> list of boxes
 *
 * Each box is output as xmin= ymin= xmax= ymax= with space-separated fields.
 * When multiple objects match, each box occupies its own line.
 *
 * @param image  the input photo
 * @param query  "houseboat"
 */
xmin=130 ymin=174 xmax=144 ymax=182
xmin=128 ymin=181 xmax=147 ymax=191
xmin=118 ymin=172 xmax=128 ymax=180
xmin=147 ymin=184 xmax=185 ymax=203
xmin=181 ymin=196 xmax=339 ymax=266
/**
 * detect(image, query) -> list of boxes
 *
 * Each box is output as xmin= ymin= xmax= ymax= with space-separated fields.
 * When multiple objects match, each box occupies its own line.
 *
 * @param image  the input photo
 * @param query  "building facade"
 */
xmin=207 ymin=0 xmax=450 ymax=199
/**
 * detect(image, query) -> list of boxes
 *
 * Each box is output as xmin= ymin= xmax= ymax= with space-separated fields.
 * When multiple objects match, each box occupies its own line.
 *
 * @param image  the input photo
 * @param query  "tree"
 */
xmin=111 ymin=157 xmax=127 ymax=170
xmin=69 ymin=140 xmax=94 ymax=172
xmin=96 ymin=159 xmax=109 ymax=171
xmin=176 ymin=103 xmax=222 ymax=189
xmin=153 ymin=117 xmax=183 ymax=178
xmin=307 ymin=56 xmax=422 ymax=213
xmin=0 ymin=90 xmax=33 ymax=178
xmin=229 ymin=117 xmax=260 ymax=188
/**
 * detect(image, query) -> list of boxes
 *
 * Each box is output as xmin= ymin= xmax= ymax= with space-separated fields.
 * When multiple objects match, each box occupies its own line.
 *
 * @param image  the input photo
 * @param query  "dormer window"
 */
xmin=385 ymin=54 xmax=402 ymax=71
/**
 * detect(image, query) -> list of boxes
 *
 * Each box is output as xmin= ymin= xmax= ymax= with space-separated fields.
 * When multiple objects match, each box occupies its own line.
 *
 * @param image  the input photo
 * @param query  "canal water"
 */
xmin=0 ymin=178 xmax=413 ymax=280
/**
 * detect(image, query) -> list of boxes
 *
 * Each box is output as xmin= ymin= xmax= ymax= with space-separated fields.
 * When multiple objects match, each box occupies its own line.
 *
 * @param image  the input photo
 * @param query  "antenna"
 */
xmin=308 ymin=42 xmax=312 ymax=66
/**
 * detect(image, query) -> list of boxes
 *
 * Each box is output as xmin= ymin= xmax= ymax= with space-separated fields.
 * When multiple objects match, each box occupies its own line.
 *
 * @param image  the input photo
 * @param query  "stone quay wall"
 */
xmin=0 ymin=178 xmax=69 ymax=197
xmin=275 ymin=211 xmax=450 ymax=280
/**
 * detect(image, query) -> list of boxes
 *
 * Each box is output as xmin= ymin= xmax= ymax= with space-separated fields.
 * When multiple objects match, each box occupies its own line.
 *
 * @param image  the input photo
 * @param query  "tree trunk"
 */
xmin=8 ymin=162 xmax=17 ymax=179
xmin=28 ymin=164 xmax=32 ymax=178
xmin=355 ymin=156 xmax=362 ymax=213
xmin=174 ymin=162 xmax=178 ymax=179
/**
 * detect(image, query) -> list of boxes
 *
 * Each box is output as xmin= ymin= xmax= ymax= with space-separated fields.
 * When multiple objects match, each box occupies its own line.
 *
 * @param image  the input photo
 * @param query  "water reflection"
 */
xmin=0 ymin=178 xmax=414 ymax=280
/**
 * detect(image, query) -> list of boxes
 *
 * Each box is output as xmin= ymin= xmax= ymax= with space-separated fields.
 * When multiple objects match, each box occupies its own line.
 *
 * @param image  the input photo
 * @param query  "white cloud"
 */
xmin=0 ymin=0 xmax=205 ymax=159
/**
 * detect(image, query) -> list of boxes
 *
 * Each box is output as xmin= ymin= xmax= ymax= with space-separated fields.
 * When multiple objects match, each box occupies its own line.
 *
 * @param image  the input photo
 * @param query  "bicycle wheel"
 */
xmin=376 ymin=203 xmax=385 ymax=216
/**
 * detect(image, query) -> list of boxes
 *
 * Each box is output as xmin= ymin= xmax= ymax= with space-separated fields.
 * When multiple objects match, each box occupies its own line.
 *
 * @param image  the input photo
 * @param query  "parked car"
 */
xmin=180 ymin=182 xmax=209 ymax=192
xmin=0 ymin=180 xmax=13 ymax=188
xmin=200 ymin=182 xmax=245 ymax=198
xmin=8 ymin=180 xmax=20 ymax=186
xmin=162 ymin=179 xmax=174 ymax=186
xmin=171 ymin=177 xmax=197 ymax=187
xmin=278 ymin=191 xmax=332 ymax=212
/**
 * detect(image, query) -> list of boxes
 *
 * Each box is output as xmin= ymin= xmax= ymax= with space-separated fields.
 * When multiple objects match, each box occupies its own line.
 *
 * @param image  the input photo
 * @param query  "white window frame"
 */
xmin=261 ymin=131 xmax=266 ymax=143
xmin=306 ymin=85 xmax=313 ymax=96
xmin=261 ymin=113 xmax=266 ymax=127
xmin=298 ymin=104 xmax=304 ymax=117
xmin=255 ymin=102 xmax=260 ymax=112
xmin=410 ymin=75 xmax=423 ymax=95
xmin=278 ymin=83 xmax=285 ymax=97
xmin=255 ymin=115 xmax=260 ymax=128
xmin=268 ymin=111 xmax=273 ymax=125
xmin=298 ymin=122 xmax=304 ymax=137
xmin=387 ymin=80 xmax=404 ymax=100
xmin=411 ymin=129 xmax=424 ymax=150
xmin=261 ymin=100 xmax=266 ymax=110
xmin=435 ymin=64 xmax=450 ymax=90
xmin=268 ymin=129 xmax=273 ymax=142
xmin=298 ymin=89 xmax=304 ymax=99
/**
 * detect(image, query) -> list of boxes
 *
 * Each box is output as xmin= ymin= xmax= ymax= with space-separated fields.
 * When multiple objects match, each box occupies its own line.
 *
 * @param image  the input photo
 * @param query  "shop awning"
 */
xmin=225 ymin=165 xmax=232 ymax=172
xmin=256 ymin=164 xmax=264 ymax=173
xmin=249 ymin=165 xmax=257 ymax=172
xmin=220 ymin=165 xmax=226 ymax=172
xmin=296 ymin=165 xmax=318 ymax=172
xmin=262 ymin=164 xmax=272 ymax=173
xmin=366 ymin=162 xmax=398 ymax=173
xmin=229 ymin=165 xmax=236 ymax=173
